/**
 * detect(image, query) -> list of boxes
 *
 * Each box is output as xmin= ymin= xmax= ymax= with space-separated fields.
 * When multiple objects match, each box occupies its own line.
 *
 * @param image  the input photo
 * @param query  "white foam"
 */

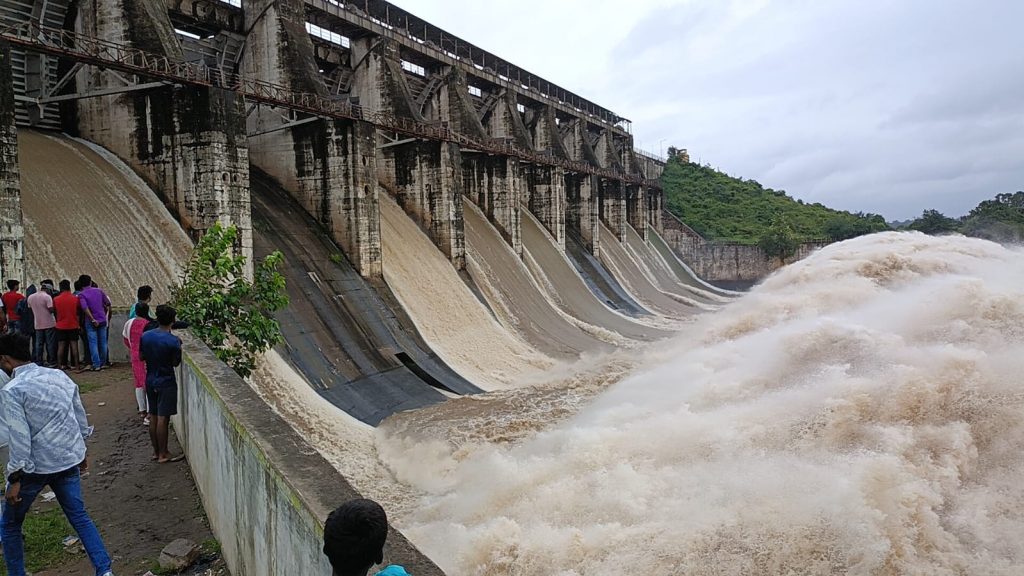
xmin=381 ymin=232 xmax=1024 ymax=575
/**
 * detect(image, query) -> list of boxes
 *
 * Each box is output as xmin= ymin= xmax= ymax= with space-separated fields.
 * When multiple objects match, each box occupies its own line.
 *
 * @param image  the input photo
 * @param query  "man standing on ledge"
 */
xmin=140 ymin=305 xmax=184 ymax=463
xmin=0 ymin=332 xmax=114 ymax=576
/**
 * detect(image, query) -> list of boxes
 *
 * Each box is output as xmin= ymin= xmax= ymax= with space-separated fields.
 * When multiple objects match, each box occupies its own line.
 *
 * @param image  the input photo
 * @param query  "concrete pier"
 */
xmin=71 ymin=0 xmax=252 ymax=274
xmin=523 ymin=164 xmax=567 ymax=250
xmin=626 ymin=184 xmax=648 ymax=241
xmin=600 ymin=179 xmax=627 ymax=242
xmin=463 ymin=154 xmax=524 ymax=255
xmin=242 ymin=0 xmax=383 ymax=276
xmin=380 ymin=140 xmax=465 ymax=269
xmin=0 ymin=42 xmax=23 ymax=283
xmin=566 ymin=172 xmax=600 ymax=256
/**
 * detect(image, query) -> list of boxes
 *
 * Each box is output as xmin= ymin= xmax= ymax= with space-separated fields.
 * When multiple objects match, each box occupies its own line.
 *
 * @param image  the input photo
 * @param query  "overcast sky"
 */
xmin=392 ymin=0 xmax=1023 ymax=221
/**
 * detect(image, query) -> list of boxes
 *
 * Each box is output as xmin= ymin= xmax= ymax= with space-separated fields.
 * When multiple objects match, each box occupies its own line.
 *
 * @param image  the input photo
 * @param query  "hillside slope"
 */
xmin=662 ymin=159 xmax=888 ymax=244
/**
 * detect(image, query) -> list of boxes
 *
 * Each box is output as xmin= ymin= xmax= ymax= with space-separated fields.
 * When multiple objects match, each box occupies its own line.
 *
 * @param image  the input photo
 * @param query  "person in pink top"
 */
xmin=122 ymin=302 xmax=151 ymax=423
xmin=26 ymin=280 xmax=57 ymax=367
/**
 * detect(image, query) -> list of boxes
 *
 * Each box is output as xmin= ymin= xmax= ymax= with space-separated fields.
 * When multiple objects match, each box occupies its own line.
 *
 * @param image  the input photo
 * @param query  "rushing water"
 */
xmin=18 ymin=130 xmax=191 ymax=304
xmin=378 ymin=232 xmax=1024 ymax=575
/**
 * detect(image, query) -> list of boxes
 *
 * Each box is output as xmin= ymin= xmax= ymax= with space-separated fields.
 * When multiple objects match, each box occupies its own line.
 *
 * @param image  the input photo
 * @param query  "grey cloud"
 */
xmin=603 ymin=0 xmax=1024 ymax=220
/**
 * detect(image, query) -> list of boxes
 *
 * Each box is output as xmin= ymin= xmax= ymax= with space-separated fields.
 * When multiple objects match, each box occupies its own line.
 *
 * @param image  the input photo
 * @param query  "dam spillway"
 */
xmin=4 ymin=1 xmax=1016 ymax=576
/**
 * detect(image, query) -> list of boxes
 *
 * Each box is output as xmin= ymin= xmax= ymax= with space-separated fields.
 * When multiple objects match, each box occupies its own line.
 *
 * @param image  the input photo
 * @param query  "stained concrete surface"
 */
xmin=251 ymin=172 xmax=479 ymax=426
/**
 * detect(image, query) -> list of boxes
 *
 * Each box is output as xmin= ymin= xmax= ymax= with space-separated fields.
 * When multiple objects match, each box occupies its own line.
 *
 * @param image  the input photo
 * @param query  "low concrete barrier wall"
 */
xmin=173 ymin=333 xmax=444 ymax=576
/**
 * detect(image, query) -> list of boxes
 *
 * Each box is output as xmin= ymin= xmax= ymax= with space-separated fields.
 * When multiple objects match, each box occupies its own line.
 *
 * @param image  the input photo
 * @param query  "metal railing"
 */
xmin=1 ymin=21 xmax=660 ymax=189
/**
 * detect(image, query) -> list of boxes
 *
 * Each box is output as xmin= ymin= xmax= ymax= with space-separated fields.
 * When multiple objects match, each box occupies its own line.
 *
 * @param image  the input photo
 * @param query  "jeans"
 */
xmin=6 ymin=320 xmax=19 ymax=334
xmin=2 ymin=467 xmax=112 ymax=576
xmin=33 ymin=327 xmax=57 ymax=366
xmin=84 ymin=322 xmax=108 ymax=370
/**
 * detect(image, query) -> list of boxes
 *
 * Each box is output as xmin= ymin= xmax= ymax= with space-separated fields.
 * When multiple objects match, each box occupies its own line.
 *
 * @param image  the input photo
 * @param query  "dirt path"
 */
xmin=26 ymin=366 xmax=227 ymax=576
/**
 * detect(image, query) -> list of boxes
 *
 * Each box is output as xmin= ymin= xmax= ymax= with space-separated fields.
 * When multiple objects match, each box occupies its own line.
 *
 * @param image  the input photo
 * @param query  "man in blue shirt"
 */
xmin=0 ymin=332 xmax=114 ymax=576
xmin=139 ymin=305 xmax=183 ymax=464
xmin=323 ymin=498 xmax=412 ymax=576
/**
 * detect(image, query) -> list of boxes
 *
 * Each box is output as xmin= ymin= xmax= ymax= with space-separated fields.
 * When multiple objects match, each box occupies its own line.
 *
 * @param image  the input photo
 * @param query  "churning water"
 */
xmin=379 ymin=232 xmax=1024 ymax=575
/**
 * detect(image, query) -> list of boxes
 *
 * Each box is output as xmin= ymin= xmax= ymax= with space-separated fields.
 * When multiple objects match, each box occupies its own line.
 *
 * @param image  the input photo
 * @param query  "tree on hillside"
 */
xmin=960 ymin=191 xmax=1024 ymax=243
xmin=171 ymin=223 xmax=289 ymax=378
xmin=908 ymin=209 xmax=960 ymax=235
xmin=758 ymin=216 xmax=800 ymax=261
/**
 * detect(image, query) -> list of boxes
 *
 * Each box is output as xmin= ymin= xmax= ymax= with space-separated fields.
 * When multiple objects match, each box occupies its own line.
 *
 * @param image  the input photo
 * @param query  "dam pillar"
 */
xmin=350 ymin=37 xmax=422 ymax=120
xmin=566 ymin=173 xmax=599 ymax=256
xmin=599 ymin=179 xmax=627 ymax=242
xmin=463 ymin=154 xmax=523 ymax=256
xmin=486 ymin=92 xmax=533 ymax=149
xmin=379 ymin=140 xmax=465 ymax=269
xmin=626 ymin=184 xmax=648 ymax=241
xmin=250 ymin=119 xmax=383 ymax=277
xmin=73 ymin=0 xmax=252 ymax=276
xmin=530 ymin=105 xmax=569 ymax=158
xmin=0 ymin=42 xmax=24 ymax=284
xmin=523 ymin=164 xmax=566 ymax=250
xmin=648 ymin=187 xmax=664 ymax=234
xmin=243 ymin=0 xmax=382 ymax=276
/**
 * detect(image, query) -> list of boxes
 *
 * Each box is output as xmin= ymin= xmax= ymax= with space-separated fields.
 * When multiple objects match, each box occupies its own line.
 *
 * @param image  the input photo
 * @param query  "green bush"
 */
xmin=171 ymin=223 xmax=289 ymax=378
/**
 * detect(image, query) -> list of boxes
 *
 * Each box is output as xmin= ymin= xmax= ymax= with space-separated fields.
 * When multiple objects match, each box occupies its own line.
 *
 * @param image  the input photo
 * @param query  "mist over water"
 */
xmin=380 ymin=232 xmax=1024 ymax=575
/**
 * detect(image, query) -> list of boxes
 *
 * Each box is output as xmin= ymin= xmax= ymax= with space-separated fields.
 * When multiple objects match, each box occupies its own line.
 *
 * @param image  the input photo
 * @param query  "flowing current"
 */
xmin=378 ymin=232 xmax=1024 ymax=576
xmin=18 ymin=130 xmax=191 ymax=304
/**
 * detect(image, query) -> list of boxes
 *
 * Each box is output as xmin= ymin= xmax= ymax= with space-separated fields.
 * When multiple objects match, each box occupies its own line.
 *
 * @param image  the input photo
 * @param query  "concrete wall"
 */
xmin=669 ymin=236 xmax=826 ymax=282
xmin=173 ymin=333 xmax=444 ymax=576
xmin=0 ymin=42 xmax=24 ymax=284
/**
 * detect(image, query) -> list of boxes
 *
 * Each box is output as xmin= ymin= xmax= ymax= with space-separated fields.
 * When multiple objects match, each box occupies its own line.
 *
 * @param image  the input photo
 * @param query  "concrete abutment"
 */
xmin=0 ymin=42 xmax=23 ymax=284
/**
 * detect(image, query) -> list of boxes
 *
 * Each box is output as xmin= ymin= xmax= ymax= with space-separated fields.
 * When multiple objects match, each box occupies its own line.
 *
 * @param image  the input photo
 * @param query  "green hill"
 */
xmin=905 ymin=192 xmax=1024 ymax=243
xmin=661 ymin=158 xmax=889 ymax=245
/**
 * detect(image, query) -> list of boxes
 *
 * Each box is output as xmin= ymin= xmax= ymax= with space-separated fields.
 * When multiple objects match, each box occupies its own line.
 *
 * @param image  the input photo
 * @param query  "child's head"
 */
xmin=323 ymin=499 xmax=388 ymax=576
xmin=137 ymin=285 xmax=153 ymax=303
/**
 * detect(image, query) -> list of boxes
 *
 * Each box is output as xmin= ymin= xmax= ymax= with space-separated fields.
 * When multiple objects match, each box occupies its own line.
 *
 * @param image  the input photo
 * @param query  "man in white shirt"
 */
xmin=0 ymin=332 xmax=114 ymax=576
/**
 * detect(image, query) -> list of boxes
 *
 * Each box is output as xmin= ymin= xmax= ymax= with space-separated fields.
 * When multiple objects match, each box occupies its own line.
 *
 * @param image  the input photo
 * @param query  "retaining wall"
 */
xmin=172 ymin=333 xmax=444 ymax=576
xmin=668 ymin=235 xmax=826 ymax=283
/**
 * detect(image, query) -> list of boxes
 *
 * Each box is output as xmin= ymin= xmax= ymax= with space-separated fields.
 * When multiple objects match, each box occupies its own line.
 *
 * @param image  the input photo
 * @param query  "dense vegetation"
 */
xmin=662 ymin=154 xmax=889 ymax=246
xmin=904 ymin=191 xmax=1024 ymax=243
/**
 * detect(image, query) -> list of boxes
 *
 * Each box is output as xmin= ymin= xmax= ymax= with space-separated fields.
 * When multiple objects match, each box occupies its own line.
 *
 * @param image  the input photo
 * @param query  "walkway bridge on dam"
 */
xmin=0 ymin=0 xmax=674 ymax=424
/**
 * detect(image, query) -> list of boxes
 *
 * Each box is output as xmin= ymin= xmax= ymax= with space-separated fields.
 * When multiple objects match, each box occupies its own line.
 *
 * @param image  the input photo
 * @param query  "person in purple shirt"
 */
xmin=76 ymin=275 xmax=111 ymax=372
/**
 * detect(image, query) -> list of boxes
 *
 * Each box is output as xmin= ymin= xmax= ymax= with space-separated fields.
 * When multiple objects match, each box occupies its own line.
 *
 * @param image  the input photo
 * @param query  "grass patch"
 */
xmin=200 ymin=538 xmax=221 ymax=555
xmin=329 ymin=253 xmax=344 ymax=265
xmin=76 ymin=379 xmax=105 ymax=395
xmin=0 ymin=508 xmax=75 ymax=575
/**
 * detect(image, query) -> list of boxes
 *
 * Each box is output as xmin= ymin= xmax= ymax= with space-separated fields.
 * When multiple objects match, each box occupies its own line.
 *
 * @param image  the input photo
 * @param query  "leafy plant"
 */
xmin=758 ymin=216 xmax=800 ymax=261
xmin=171 ymin=223 xmax=289 ymax=378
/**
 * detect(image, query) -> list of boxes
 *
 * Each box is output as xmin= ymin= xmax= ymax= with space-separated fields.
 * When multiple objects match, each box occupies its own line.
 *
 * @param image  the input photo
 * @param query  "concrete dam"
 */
xmin=8 ymin=2 xmax=1018 ymax=576
xmin=0 ymin=0 xmax=727 ymax=573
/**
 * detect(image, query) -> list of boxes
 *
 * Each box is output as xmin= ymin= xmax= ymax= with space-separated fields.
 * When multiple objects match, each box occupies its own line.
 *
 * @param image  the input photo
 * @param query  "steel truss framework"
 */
xmin=2 ymin=21 xmax=661 ymax=189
